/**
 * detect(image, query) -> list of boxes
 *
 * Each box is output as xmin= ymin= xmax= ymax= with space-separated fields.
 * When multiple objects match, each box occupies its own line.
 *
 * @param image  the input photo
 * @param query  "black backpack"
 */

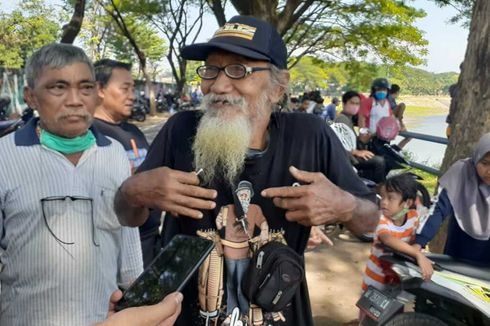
xmin=242 ymin=241 xmax=304 ymax=312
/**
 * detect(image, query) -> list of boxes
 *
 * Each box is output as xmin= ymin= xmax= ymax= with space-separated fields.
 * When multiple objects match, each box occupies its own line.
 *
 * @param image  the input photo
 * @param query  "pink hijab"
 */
xmin=439 ymin=133 xmax=490 ymax=240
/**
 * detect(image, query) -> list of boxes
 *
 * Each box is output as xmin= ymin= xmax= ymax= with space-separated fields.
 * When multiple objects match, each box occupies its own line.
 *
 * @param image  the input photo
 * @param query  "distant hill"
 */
xmin=388 ymin=67 xmax=459 ymax=95
xmin=289 ymin=57 xmax=459 ymax=96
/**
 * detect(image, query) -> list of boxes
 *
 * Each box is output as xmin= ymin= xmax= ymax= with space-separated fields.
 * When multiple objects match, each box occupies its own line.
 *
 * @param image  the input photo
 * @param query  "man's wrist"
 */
xmin=339 ymin=191 xmax=357 ymax=224
xmin=118 ymin=179 xmax=143 ymax=209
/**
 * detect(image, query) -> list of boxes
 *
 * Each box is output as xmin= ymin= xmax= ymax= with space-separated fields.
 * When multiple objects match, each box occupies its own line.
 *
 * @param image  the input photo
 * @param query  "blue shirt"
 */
xmin=416 ymin=188 xmax=490 ymax=266
xmin=323 ymin=103 xmax=337 ymax=121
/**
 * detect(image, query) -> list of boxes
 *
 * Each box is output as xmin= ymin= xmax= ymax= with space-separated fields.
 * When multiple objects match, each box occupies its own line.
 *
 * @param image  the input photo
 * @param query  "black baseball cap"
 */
xmin=181 ymin=15 xmax=287 ymax=69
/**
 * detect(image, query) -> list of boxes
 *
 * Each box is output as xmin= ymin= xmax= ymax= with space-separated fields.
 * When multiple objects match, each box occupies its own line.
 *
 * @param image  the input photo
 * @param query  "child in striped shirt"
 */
xmin=362 ymin=173 xmax=433 ymax=291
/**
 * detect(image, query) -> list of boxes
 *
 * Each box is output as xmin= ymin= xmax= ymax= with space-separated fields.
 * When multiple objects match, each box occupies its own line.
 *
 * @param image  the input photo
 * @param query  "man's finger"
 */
xmin=316 ymin=229 xmax=334 ymax=246
xmin=261 ymin=185 xmax=305 ymax=198
xmin=155 ymin=292 xmax=183 ymax=325
xmin=289 ymin=166 xmax=322 ymax=184
xmin=272 ymin=197 xmax=305 ymax=211
xmin=173 ymin=194 xmax=216 ymax=211
xmin=172 ymin=169 xmax=202 ymax=185
xmin=284 ymin=209 xmax=308 ymax=222
xmin=108 ymin=290 xmax=123 ymax=316
xmin=179 ymin=184 xmax=217 ymax=200
xmin=165 ymin=204 xmax=205 ymax=219
xmin=160 ymin=302 xmax=182 ymax=326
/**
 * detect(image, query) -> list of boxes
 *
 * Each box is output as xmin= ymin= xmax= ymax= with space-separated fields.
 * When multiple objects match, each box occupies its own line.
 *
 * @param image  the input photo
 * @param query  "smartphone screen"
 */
xmin=115 ymin=234 xmax=214 ymax=311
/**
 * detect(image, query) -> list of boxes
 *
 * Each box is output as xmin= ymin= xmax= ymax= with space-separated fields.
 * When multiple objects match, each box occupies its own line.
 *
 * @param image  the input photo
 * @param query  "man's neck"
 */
xmin=94 ymin=106 xmax=122 ymax=124
xmin=248 ymin=115 xmax=270 ymax=150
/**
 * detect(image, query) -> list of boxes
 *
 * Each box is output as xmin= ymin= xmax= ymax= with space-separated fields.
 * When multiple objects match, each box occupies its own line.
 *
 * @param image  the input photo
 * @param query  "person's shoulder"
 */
xmin=121 ymin=121 xmax=145 ymax=135
xmin=378 ymin=215 xmax=393 ymax=226
xmin=335 ymin=114 xmax=351 ymax=125
xmin=165 ymin=110 xmax=202 ymax=128
xmin=276 ymin=111 xmax=326 ymax=129
xmin=360 ymin=96 xmax=373 ymax=107
xmin=100 ymin=135 xmax=126 ymax=155
xmin=0 ymin=133 xmax=17 ymax=163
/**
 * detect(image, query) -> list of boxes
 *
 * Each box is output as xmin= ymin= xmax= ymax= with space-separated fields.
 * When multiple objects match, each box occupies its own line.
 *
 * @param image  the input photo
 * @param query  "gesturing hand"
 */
xmin=122 ymin=166 xmax=217 ymax=219
xmin=307 ymin=226 xmax=334 ymax=250
xmin=261 ymin=166 xmax=356 ymax=226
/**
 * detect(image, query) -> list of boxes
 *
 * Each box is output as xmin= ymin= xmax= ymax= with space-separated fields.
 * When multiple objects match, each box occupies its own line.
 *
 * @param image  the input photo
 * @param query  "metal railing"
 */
xmin=398 ymin=131 xmax=447 ymax=176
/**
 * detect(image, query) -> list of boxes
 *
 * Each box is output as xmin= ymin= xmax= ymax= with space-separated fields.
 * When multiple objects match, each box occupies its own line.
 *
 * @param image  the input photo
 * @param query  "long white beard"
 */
xmin=193 ymin=94 xmax=252 ymax=186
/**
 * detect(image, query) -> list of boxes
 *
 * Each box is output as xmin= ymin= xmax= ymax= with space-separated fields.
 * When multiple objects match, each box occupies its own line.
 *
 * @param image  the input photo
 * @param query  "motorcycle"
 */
xmin=130 ymin=99 xmax=147 ymax=122
xmin=357 ymin=247 xmax=490 ymax=325
xmin=0 ymin=107 xmax=35 ymax=138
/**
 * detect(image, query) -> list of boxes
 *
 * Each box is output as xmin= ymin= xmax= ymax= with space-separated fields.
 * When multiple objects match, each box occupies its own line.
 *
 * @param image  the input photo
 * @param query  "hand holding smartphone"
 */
xmin=115 ymin=234 xmax=214 ymax=311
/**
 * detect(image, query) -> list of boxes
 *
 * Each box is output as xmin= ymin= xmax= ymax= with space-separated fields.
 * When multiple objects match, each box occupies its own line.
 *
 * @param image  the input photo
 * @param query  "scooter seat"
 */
xmin=427 ymin=254 xmax=490 ymax=283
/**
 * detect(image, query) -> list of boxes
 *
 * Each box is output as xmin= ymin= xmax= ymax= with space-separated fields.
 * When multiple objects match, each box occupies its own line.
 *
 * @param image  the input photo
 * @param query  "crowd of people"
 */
xmin=0 ymin=14 xmax=488 ymax=326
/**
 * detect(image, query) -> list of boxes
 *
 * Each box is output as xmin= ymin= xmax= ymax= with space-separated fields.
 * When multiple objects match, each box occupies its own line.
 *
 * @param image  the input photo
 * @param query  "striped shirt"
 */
xmin=362 ymin=210 xmax=419 ymax=291
xmin=0 ymin=119 xmax=143 ymax=326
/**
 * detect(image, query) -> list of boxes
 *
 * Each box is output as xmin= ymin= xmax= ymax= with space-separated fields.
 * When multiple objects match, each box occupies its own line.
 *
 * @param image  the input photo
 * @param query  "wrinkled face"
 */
xmin=193 ymin=51 xmax=285 ymax=186
xmin=24 ymin=62 xmax=97 ymax=138
xmin=200 ymin=51 xmax=282 ymax=121
xmin=476 ymin=152 xmax=490 ymax=186
xmin=379 ymin=186 xmax=406 ymax=219
xmin=98 ymin=68 xmax=135 ymax=120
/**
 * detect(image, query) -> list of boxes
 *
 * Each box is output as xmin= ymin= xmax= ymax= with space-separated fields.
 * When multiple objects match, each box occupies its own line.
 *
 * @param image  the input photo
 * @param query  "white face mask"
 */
xmin=343 ymin=104 xmax=360 ymax=115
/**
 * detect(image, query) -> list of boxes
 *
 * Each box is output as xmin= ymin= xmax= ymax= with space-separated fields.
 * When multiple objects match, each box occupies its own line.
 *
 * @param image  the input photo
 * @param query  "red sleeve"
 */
xmin=359 ymin=96 xmax=372 ymax=118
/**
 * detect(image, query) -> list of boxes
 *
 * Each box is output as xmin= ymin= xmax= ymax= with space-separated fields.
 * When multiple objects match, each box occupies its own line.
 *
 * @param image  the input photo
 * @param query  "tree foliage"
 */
xmin=0 ymin=0 xmax=60 ymax=69
xmin=432 ymin=0 xmax=474 ymax=26
xmin=288 ymin=56 xmax=458 ymax=96
xmin=208 ymin=0 xmax=428 ymax=69
xmin=147 ymin=0 xmax=206 ymax=95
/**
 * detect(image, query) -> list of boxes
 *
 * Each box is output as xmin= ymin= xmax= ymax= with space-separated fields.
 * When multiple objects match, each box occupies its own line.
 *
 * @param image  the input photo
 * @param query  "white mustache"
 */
xmin=202 ymin=93 xmax=245 ymax=108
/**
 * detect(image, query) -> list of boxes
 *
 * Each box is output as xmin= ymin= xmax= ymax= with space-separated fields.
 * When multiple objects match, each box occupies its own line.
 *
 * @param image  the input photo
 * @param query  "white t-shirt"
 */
xmin=368 ymin=99 xmax=391 ymax=133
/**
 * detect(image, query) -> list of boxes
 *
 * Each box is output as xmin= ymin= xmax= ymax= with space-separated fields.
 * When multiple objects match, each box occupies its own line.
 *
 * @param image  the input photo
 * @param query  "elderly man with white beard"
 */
xmin=114 ymin=16 xmax=378 ymax=326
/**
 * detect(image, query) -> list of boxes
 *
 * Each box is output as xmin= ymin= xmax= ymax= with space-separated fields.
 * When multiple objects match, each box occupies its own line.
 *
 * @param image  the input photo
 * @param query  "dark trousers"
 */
xmin=140 ymin=229 xmax=162 ymax=268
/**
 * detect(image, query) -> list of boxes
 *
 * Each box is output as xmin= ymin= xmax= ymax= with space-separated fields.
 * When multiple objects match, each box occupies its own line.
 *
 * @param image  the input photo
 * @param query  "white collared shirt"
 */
xmin=0 ymin=133 xmax=143 ymax=326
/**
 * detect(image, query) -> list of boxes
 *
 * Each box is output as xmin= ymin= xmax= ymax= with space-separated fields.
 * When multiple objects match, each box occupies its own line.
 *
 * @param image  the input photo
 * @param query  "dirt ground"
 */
xmin=306 ymin=233 xmax=371 ymax=326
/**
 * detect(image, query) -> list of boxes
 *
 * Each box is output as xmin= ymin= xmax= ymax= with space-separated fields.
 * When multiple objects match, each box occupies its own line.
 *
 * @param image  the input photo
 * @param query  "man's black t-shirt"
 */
xmin=138 ymin=111 xmax=375 ymax=325
xmin=92 ymin=118 xmax=160 ymax=235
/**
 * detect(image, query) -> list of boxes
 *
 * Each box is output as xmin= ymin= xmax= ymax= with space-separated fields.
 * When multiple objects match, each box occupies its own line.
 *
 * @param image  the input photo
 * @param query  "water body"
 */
xmin=397 ymin=115 xmax=447 ymax=167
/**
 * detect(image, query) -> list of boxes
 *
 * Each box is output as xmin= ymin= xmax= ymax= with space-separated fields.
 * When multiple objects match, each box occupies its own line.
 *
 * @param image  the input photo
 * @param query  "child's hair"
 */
xmin=382 ymin=173 xmax=417 ymax=203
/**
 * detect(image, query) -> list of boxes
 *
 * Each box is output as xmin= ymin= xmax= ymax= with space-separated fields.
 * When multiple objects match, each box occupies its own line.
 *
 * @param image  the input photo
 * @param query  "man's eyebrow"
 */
xmin=79 ymin=79 xmax=96 ymax=84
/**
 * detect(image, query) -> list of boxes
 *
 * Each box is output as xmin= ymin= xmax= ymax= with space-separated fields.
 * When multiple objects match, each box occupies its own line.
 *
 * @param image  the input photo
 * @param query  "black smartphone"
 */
xmin=115 ymin=234 xmax=214 ymax=311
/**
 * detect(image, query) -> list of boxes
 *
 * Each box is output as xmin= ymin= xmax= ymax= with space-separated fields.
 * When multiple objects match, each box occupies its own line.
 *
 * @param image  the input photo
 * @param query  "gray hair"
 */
xmin=25 ymin=43 xmax=95 ymax=88
xmin=269 ymin=64 xmax=290 ymax=111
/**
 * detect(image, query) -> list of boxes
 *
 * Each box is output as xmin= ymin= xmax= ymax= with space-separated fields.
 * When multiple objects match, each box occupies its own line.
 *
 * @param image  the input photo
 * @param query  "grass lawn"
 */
xmin=405 ymin=105 xmax=447 ymax=118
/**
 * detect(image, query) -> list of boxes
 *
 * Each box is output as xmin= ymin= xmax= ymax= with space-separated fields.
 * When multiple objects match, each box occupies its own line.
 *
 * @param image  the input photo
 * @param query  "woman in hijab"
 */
xmin=415 ymin=133 xmax=490 ymax=266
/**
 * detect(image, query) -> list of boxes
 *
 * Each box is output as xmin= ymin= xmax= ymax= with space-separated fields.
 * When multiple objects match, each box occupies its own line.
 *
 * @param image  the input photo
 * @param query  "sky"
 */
xmin=1 ymin=0 xmax=469 ymax=73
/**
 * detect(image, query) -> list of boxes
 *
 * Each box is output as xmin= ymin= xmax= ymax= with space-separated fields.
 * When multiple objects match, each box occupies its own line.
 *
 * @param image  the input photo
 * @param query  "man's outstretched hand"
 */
xmin=94 ymin=290 xmax=183 ymax=326
xmin=261 ymin=166 xmax=356 ymax=226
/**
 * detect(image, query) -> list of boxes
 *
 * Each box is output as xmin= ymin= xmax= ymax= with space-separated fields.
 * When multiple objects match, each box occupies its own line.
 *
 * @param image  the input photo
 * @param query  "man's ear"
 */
xmin=96 ymin=82 xmax=105 ymax=99
xmin=23 ymin=86 xmax=37 ymax=110
xmin=269 ymin=70 xmax=290 ymax=104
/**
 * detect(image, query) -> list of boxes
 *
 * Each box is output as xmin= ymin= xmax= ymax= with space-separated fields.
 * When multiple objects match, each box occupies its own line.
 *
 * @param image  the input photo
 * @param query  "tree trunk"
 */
xmin=60 ymin=0 xmax=86 ymax=44
xmin=206 ymin=0 xmax=227 ymax=26
xmin=143 ymin=70 xmax=156 ymax=116
xmin=429 ymin=0 xmax=490 ymax=253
